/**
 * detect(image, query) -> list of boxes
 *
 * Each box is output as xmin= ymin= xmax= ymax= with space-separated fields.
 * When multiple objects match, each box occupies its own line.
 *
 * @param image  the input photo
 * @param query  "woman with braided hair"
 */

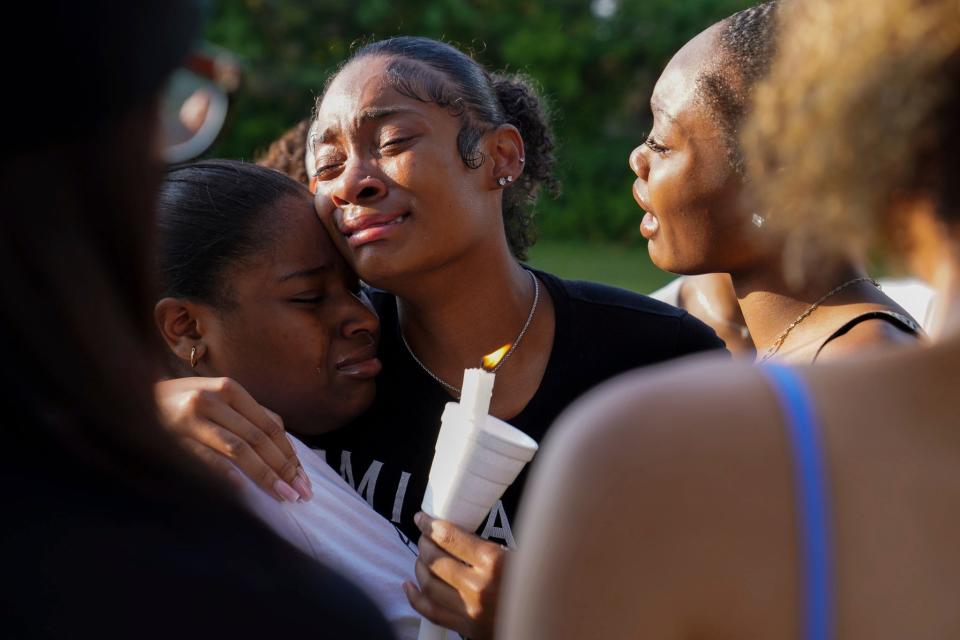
xmin=502 ymin=0 xmax=960 ymax=637
xmin=633 ymin=1 xmax=922 ymax=363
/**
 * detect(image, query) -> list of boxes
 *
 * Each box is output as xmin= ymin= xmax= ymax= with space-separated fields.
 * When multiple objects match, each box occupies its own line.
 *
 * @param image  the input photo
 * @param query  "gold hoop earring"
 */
xmin=190 ymin=345 xmax=199 ymax=368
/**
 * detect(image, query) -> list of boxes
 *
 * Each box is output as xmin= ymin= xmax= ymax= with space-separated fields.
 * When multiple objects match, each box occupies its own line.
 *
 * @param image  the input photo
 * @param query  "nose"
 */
xmin=629 ymin=144 xmax=649 ymax=180
xmin=329 ymin=159 xmax=388 ymax=209
xmin=341 ymin=290 xmax=380 ymax=342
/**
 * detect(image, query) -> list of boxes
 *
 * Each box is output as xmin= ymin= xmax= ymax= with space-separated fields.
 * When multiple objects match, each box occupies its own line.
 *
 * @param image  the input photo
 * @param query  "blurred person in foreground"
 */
xmin=0 ymin=2 xmax=394 ymax=637
xmin=631 ymin=1 xmax=922 ymax=363
xmin=501 ymin=0 xmax=960 ymax=637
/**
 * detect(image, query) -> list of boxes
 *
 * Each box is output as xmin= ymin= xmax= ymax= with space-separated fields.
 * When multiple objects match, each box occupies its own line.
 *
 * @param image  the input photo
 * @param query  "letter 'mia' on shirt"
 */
xmin=480 ymin=500 xmax=517 ymax=549
xmin=338 ymin=451 xmax=383 ymax=507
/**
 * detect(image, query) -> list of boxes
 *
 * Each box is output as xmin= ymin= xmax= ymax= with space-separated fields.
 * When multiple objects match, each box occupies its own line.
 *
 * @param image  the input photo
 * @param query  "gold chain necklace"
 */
xmin=400 ymin=271 xmax=540 ymax=396
xmin=759 ymin=277 xmax=880 ymax=362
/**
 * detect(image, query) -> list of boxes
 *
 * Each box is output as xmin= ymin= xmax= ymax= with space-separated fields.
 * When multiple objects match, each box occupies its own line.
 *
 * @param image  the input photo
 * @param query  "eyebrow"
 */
xmin=314 ymin=106 xmax=422 ymax=147
xmin=357 ymin=106 xmax=420 ymax=125
xmin=278 ymin=264 xmax=332 ymax=283
xmin=650 ymin=100 xmax=678 ymax=124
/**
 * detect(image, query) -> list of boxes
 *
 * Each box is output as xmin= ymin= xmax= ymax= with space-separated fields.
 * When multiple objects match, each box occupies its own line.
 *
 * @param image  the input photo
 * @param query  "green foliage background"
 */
xmin=204 ymin=0 xmax=752 ymax=245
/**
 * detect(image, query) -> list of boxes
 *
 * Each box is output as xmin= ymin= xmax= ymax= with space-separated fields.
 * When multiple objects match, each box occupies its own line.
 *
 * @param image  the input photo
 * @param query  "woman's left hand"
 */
xmin=404 ymin=512 xmax=507 ymax=640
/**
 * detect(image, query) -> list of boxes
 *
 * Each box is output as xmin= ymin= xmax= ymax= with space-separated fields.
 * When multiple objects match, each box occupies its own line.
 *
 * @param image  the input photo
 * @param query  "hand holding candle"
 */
xmin=417 ymin=345 xmax=539 ymax=640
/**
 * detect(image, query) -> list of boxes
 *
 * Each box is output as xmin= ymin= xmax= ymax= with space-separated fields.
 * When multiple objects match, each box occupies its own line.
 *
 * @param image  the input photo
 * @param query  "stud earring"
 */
xmin=752 ymin=213 xmax=765 ymax=228
xmin=498 ymin=177 xmax=508 ymax=187
xmin=519 ymin=157 xmax=525 ymax=163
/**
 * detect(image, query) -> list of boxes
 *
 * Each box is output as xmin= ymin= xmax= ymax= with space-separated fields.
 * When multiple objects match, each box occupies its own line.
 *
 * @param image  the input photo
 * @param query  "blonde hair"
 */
xmin=744 ymin=0 xmax=960 ymax=259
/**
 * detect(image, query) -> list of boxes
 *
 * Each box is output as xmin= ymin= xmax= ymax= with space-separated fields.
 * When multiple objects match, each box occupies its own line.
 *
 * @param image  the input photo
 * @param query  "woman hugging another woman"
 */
xmin=159 ymin=35 xmax=726 ymax=639
xmin=154 ymin=160 xmax=419 ymax=639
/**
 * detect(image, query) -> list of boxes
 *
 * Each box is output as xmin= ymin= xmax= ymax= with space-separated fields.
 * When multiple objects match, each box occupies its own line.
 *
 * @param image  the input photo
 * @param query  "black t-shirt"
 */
xmin=305 ymin=269 xmax=725 ymax=544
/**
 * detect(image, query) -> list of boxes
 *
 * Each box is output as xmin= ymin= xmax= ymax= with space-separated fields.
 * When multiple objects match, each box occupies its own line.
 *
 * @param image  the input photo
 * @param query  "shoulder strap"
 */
xmin=763 ymin=365 xmax=835 ymax=640
xmin=814 ymin=310 xmax=922 ymax=362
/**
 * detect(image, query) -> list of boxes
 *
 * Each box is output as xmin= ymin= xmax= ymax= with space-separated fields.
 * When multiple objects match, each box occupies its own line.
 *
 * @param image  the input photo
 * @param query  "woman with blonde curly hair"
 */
xmin=501 ymin=0 xmax=960 ymax=637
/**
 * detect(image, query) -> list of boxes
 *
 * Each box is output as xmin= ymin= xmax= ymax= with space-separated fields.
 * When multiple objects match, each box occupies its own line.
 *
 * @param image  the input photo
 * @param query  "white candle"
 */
xmin=458 ymin=367 xmax=495 ymax=424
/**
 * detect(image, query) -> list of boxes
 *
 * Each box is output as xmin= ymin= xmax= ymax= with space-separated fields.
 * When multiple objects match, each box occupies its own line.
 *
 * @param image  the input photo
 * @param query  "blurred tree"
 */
xmin=204 ymin=0 xmax=752 ymax=244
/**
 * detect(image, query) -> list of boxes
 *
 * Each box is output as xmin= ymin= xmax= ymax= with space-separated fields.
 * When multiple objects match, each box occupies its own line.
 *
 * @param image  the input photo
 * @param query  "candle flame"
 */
xmin=481 ymin=344 xmax=512 ymax=371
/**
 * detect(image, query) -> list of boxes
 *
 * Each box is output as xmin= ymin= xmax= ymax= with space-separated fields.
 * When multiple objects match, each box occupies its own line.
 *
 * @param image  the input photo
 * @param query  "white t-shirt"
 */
xmin=241 ymin=436 xmax=421 ymax=640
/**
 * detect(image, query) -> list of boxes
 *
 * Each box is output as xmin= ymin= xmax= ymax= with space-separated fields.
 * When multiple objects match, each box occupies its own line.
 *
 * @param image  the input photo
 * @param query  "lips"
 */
xmin=337 ymin=209 xmax=410 ymax=248
xmin=640 ymin=212 xmax=660 ymax=239
xmin=335 ymin=343 xmax=382 ymax=379
xmin=633 ymin=179 xmax=660 ymax=239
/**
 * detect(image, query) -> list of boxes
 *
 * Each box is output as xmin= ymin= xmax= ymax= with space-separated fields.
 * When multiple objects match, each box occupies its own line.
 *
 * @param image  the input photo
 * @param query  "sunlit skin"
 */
xmin=500 ymin=0 xmax=960 ymax=634
xmin=629 ymin=25 xmax=917 ymax=362
xmin=311 ymin=54 xmax=555 ymax=420
xmin=157 ymin=194 xmax=381 ymax=436
xmin=311 ymin=55 xmax=556 ymax=640
xmin=312 ymin=56 xmax=504 ymax=290
xmin=630 ymin=24 xmax=762 ymax=276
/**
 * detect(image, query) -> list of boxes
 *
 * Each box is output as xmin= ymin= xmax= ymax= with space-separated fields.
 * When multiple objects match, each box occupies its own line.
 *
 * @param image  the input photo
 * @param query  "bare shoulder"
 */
xmin=541 ymin=352 xmax=777 ymax=468
xmin=535 ymin=352 xmax=791 ymax=531
xmin=505 ymin=353 xmax=798 ymax=638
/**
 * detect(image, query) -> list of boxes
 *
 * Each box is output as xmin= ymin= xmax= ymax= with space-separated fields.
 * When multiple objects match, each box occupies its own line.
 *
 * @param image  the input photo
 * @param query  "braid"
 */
xmin=698 ymin=1 xmax=780 ymax=173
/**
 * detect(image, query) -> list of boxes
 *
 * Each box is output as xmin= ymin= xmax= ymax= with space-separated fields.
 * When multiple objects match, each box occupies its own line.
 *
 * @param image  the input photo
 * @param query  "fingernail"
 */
xmin=292 ymin=474 xmax=313 ymax=501
xmin=297 ymin=467 xmax=312 ymax=490
xmin=274 ymin=479 xmax=300 ymax=503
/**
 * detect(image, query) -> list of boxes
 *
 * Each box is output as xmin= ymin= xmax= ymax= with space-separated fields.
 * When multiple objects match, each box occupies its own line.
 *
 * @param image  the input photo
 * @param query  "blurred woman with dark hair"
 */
xmin=0 ymin=3 xmax=394 ymax=636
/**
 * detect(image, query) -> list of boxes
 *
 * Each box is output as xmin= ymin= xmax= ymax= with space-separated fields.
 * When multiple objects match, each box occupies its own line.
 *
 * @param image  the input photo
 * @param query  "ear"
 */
xmin=486 ymin=124 xmax=525 ymax=189
xmin=154 ymin=297 xmax=210 ymax=368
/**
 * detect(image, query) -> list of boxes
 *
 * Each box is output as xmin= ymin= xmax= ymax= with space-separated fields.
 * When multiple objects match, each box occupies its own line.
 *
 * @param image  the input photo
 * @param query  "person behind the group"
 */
xmin=158 ymin=35 xmax=727 ymax=638
xmin=501 ymin=0 xmax=960 ymax=637
xmin=0 ymin=2 xmax=395 ymax=637
xmin=256 ymin=117 xmax=314 ymax=188
xmin=154 ymin=159 xmax=419 ymax=638
xmin=631 ymin=1 xmax=922 ymax=363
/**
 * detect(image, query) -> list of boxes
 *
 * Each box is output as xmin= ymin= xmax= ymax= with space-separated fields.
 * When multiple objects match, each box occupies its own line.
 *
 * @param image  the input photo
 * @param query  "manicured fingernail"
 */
xmin=274 ymin=479 xmax=300 ymax=503
xmin=292 ymin=474 xmax=313 ymax=502
xmin=297 ymin=467 xmax=312 ymax=490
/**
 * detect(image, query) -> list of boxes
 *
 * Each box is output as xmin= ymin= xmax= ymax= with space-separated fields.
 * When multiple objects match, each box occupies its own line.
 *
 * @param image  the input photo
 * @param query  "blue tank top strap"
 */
xmin=762 ymin=364 xmax=835 ymax=640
